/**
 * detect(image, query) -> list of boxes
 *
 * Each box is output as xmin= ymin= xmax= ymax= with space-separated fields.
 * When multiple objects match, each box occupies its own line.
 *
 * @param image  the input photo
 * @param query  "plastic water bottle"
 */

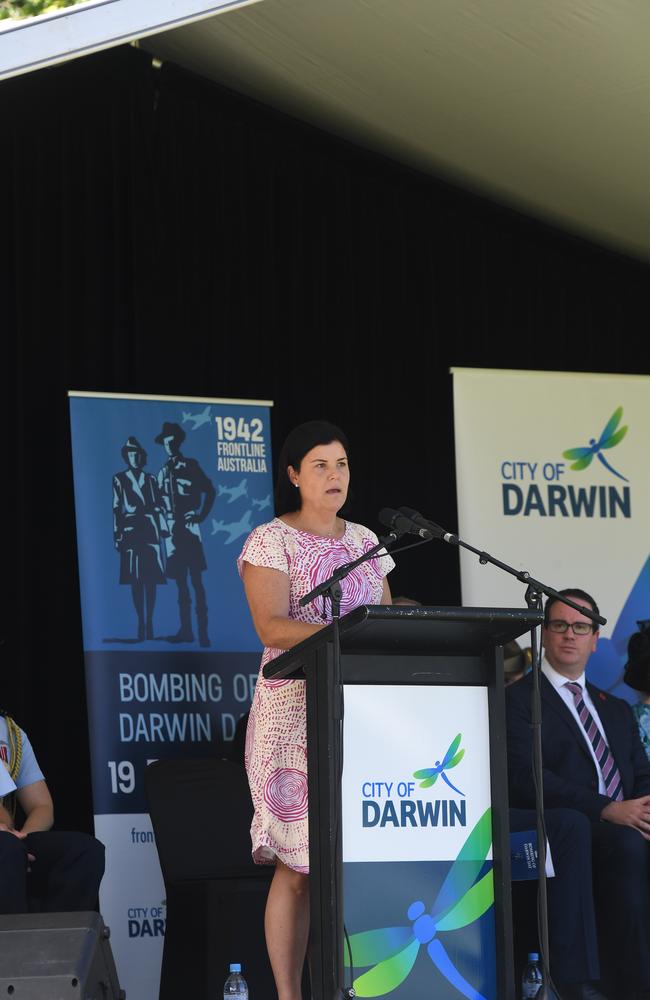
xmin=223 ymin=963 xmax=248 ymax=999
xmin=521 ymin=952 xmax=543 ymax=998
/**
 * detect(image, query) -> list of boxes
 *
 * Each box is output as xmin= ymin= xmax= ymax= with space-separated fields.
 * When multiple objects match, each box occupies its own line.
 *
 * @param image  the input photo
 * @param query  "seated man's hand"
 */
xmin=0 ymin=824 xmax=35 ymax=861
xmin=0 ymin=824 xmax=28 ymax=841
xmin=601 ymin=795 xmax=650 ymax=839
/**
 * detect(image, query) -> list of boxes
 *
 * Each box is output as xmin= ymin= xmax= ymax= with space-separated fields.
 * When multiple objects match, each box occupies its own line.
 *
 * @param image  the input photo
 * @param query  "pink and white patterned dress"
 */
xmin=237 ymin=518 xmax=394 ymax=873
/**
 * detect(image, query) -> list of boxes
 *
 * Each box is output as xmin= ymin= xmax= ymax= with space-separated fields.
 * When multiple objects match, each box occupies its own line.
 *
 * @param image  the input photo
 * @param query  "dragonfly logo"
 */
xmin=413 ymin=734 xmax=465 ymax=796
xmin=346 ymin=808 xmax=494 ymax=997
xmin=562 ymin=406 xmax=629 ymax=483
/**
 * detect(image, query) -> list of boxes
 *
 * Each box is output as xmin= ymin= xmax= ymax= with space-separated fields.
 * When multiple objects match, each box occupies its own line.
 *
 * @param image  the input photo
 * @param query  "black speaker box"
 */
xmin=0 ymin=911 xmax=124 ymax=999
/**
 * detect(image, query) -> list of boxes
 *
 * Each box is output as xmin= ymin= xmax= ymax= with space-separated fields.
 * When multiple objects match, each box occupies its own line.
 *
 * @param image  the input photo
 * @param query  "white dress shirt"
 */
xmin=542 ymin=657 xmax=608 ymax=795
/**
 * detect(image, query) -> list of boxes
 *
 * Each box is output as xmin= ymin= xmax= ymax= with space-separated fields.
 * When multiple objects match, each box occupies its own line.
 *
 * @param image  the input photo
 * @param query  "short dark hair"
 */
xmin=624 ymin=627 xmax=650 ymax=694
xmin=274 ymin=420 xmax=350 ymax=515
xmin=544 ymin=588 xmax=599 ymax=631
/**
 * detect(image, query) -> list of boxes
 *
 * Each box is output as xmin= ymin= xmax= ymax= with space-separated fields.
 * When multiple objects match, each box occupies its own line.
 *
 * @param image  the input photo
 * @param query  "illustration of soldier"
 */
xmin=113 ymin=436 xmax=169 ymax=642
xmin=156 ymin=421 xmax=216 ymax=647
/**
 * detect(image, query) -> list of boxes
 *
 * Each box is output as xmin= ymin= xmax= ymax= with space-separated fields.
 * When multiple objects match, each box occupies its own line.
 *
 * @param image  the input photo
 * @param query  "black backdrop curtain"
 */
xmin=3 ymin=44 xmax=649 ymax=830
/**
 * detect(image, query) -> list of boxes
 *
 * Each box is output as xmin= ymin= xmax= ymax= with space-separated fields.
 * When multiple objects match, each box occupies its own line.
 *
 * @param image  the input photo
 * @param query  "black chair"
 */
xmin=145 ymin=757 xmax=275 ymax=1000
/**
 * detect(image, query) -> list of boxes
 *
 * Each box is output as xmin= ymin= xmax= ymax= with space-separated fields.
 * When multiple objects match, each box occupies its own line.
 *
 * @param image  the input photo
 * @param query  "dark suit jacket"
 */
xmin=506 ymin=671 xmax=650 ymax=821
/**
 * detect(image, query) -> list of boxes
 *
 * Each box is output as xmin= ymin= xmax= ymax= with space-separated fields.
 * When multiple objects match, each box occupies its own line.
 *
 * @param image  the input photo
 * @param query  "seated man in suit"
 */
xmin=0 ymin=710 xmax=105 ymax=914
xmin=510 ymin=804 xmax=601 ymax=999
xmin=507 ymin=589 xmax=650 ymax=1000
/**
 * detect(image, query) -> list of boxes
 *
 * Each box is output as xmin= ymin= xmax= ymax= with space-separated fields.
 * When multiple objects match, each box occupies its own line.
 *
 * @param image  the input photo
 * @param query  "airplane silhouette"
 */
xmin=181 ymin=405 xmax=212 ymax=430
xmin=252 ymin=494 xmax=271 ymax=511
xmin=217 ymin=478 xmax=248 ymax=503
xmin=211 ymin=509 xmax=253 ymax=544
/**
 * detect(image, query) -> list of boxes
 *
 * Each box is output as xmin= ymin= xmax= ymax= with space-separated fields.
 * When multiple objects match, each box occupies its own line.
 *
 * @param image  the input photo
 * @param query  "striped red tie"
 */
xmin=564 ymin=682 xmax=624 ymax=801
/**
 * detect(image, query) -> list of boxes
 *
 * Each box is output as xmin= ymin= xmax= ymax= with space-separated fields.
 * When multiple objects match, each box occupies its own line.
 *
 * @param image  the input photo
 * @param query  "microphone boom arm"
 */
xmin=453 ymin=535 xmax=606 ymax=627
xmin=398 ymin=507 xmax=606 ymax=627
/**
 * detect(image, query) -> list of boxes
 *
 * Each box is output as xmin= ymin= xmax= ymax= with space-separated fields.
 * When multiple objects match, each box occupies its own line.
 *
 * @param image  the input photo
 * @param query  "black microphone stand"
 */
xmin=299 ymin=530 xmax=408 ymax=1000
xmin=416 ymin=519 xmax=606 ymax=1000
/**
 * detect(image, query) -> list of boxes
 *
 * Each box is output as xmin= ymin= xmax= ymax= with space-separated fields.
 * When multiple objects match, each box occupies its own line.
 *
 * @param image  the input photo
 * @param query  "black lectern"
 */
xmin=265 ymin=605 xmax=543 ymax=1000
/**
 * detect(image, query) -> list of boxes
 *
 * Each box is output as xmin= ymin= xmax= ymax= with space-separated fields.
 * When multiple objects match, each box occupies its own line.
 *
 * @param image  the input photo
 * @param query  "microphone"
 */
xmin=378 ymin=508 xmax=433 ymax=541
xmin=399 ymin=507 xmax=458 ymax=545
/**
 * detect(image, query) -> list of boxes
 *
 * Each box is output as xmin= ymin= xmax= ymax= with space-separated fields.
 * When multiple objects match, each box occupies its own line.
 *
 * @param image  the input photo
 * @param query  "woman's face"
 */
xmin=127 ymin=449 xmax=144 ymax=470
xmin=289 ymin=440 xmax=350 ymax=515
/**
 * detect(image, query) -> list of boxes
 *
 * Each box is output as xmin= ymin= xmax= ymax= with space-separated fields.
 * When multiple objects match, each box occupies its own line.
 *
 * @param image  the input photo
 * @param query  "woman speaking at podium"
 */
xmin=238 ymin=420 xmax=393 ymax=1000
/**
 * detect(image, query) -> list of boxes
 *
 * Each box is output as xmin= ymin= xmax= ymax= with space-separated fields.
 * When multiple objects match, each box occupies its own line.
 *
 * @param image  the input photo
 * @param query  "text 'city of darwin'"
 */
xmin=503 ymin=484 xmax=630 ymax=518
xmin=363 ymin=798 xmax=466 ymax=828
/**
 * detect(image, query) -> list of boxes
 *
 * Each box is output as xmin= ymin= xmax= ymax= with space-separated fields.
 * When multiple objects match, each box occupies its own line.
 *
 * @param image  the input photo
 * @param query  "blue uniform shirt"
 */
xmin=0 ymin=717 xmax=45 ymax=788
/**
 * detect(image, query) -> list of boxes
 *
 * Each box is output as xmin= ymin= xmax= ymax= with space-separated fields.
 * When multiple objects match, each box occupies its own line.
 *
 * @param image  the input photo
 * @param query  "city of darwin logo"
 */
xmin=562 ymin=406 xmax=629 ymax=483
xmin=413 ymin=733 xmax=465 ymax=796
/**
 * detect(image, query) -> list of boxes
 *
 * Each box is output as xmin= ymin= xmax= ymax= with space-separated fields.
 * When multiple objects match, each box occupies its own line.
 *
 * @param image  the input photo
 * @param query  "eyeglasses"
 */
xmin=546 ymin=620 xmax=593 ymax=636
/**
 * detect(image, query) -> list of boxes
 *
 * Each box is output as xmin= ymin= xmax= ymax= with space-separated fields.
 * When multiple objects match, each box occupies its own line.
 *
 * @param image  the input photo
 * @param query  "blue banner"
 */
xmin=69 ymin=392 xmax=273 ymax=1000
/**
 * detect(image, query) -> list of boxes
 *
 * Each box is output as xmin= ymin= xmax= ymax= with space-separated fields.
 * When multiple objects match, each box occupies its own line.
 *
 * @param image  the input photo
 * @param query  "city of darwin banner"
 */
xmin=342 ymin=685 xmax=496 ymax=999
xmin=452 ymin=369 xmax=650 ymax=701
xmin=69 ymin=391 xmax=273 ymax=1000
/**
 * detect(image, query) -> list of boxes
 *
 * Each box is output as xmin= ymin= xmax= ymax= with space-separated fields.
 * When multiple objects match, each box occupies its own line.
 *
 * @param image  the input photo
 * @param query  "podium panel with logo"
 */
xmin=265 ymin=605 xmax=542 ymax=1000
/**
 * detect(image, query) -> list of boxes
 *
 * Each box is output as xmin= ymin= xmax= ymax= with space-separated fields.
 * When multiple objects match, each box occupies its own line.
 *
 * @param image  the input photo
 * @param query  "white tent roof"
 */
xmin=4 ymin=0 xmax=650 ymax=261
xmin=0 ymin=0 xmax=260 ymax=80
